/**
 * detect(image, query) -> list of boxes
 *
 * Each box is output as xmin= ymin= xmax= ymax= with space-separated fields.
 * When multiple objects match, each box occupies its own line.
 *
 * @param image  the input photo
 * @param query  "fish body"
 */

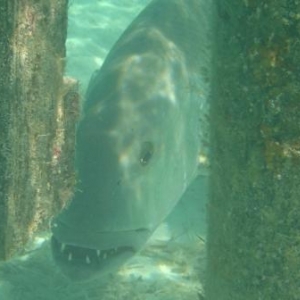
xmin=51 ymin=0 xmax=211 ymax=280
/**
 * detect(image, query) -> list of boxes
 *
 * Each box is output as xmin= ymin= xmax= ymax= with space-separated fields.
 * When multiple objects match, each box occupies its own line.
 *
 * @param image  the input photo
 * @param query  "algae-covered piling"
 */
xmin=206 ymin=1 xmax=300 ymax=299
xmin=0 ymin=0 xmax=77 ymax=260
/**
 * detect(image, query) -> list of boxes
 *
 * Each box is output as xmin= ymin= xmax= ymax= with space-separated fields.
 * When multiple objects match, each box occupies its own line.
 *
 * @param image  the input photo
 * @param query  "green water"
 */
xmin=1 ymin=0 xmax=299 ymax=299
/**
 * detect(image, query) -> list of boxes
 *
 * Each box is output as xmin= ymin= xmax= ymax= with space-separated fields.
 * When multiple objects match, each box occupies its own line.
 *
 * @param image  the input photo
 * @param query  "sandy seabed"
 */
xmin=0 ymin=229 xmax=205 ymax=300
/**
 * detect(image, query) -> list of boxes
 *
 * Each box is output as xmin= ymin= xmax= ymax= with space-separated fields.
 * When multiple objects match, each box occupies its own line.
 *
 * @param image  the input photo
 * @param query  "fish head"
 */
xmin=50 ymin=13 xmax=205 ymax=281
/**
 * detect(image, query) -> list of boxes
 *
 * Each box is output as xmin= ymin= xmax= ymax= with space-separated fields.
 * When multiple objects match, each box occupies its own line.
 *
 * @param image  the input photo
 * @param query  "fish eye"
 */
xmin=139 ymin=141 xmax=154 ymax=166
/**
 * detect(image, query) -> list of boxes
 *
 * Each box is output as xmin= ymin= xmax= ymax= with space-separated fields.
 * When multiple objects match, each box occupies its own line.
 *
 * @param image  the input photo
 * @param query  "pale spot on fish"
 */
xmin=119 ymin=152 xmax=130 ymax=168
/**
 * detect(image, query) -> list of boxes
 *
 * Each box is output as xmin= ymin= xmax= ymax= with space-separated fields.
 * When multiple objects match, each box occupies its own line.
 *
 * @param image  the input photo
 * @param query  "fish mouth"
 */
xmin=51 ymin=235 xmax=135 ymax=280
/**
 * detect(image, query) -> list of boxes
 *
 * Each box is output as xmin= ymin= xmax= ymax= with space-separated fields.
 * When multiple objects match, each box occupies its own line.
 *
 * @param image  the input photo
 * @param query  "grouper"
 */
xmin=50 ymin=0 xmax=212 ymax=280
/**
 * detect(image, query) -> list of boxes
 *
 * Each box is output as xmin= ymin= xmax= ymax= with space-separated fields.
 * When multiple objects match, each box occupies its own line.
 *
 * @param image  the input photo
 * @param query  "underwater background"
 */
xmin=1 ymin=0 xmax=299 ymax=299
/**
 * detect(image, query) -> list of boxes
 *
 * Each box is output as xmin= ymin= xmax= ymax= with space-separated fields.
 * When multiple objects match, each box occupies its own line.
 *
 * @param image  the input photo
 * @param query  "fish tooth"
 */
xmin=60 ymin=243 xmax=66 ymax=252
xmin=96 ymin=250 xmax=101 ymax=257
xmin=68 ymin=252 xmax=72 ymax=261
xmin=103 ymin=253 xmax=107 ymax=260
xmin=86 ymin=255 xmax=91 ymax=264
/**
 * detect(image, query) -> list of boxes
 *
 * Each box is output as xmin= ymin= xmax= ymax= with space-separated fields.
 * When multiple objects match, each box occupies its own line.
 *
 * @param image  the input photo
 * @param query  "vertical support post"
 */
xmin=206 ymin=1 xmax=300 ymax=299
xmin=0 ymin=0 xmax=77 ymax=260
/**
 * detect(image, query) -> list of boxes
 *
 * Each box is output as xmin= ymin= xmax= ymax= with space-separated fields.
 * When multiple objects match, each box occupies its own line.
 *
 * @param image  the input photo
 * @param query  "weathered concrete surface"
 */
xmin=0 ymin=0 xmax=78 ymax=260
xmin=206 ymin=1 xmax=300 ymax=299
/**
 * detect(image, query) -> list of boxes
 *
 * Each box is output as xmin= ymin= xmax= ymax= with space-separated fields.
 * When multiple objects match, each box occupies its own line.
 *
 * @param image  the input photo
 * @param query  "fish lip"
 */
xmin=51 ymin=235 xmax=136 ymax=265
xmin=51 ymin=235 xmax=137 ymax=280
xmin=51 ymin=216 xmax=153 ymax=251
